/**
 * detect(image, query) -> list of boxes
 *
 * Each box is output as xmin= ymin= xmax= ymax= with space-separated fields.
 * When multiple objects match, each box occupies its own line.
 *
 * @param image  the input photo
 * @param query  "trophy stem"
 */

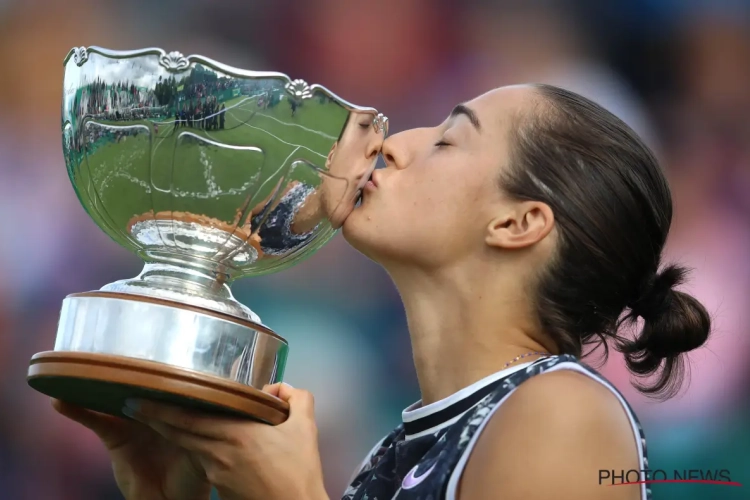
xmin=100 ymin=262 xmax=263 ymax=323
xmin=139 ymin=261 xmax=230 ymax=292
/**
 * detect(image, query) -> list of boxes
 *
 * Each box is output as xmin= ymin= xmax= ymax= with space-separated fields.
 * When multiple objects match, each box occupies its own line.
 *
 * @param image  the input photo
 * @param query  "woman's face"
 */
xmin=343 ymin=85 xmax=537 ymax=266
xmin=321 ymin=111 xmax=384 ymax=228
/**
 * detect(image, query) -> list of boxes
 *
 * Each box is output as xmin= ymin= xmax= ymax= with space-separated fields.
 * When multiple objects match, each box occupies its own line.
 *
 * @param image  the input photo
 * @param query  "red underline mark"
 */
xmin=610 ymin=480 xmax=743 ymax=487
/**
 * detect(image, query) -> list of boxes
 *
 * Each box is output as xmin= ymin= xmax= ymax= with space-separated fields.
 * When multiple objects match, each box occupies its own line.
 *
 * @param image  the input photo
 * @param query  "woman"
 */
xmin=53 ymin=84 xmax=711 ymax=500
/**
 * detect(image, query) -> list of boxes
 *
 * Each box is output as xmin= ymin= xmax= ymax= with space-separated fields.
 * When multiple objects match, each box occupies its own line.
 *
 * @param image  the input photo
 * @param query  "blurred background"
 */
xmin=0 ymin=0 xmax=748 ymax=498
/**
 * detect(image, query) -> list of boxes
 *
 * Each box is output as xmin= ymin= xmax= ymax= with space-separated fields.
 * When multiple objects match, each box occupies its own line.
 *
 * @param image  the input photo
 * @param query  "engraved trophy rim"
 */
xmin=64 ymin=45 xmax=383 ymax=118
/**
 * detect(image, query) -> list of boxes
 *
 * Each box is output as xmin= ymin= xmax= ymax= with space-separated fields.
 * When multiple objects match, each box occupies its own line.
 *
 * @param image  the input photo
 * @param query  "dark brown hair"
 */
xmin=503 ymin=84 xmax=711 ymax=399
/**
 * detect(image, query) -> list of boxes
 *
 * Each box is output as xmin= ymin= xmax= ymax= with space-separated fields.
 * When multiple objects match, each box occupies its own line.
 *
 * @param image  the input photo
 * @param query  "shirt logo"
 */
xmin=402 ymin=463 xmax=437 ymax=490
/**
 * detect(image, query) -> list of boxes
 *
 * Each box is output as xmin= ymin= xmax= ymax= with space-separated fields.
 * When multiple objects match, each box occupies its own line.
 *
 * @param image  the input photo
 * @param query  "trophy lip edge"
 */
xmin=64 ymin=46 xmax=380 ymax=115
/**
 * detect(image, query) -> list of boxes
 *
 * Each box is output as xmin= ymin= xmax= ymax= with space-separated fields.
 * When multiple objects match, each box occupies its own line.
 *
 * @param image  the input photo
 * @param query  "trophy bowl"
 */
xmin=27 ymin=46 xmax=388 ymax=424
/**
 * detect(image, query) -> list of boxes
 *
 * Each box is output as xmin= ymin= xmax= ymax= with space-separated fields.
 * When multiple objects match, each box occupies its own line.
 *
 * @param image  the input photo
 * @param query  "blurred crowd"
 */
xmin=0 ymin=0 xmax=748 ymax=498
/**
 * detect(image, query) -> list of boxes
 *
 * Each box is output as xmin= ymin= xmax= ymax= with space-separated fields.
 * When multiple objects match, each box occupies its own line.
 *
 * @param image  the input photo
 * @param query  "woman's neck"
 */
xmin=389 ymin=263 xmax=554 ymax=405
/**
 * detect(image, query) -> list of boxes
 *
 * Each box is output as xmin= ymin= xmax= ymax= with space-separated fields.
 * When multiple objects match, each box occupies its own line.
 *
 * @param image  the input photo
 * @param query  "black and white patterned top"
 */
xmin=342 ymin=355 xmax=651 ymax=500
xmin=254 ymin=183 xmax=319 ymax=255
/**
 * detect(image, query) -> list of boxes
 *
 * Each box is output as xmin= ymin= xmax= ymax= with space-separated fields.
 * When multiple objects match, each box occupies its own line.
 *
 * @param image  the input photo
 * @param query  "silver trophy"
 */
xmin=27 ymin=47 xmax=388 ymax=424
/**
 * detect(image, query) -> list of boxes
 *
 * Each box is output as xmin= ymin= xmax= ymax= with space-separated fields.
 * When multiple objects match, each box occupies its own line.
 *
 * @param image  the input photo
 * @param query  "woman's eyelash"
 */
xmin=435 ymin=140 xmax=450 ymax=147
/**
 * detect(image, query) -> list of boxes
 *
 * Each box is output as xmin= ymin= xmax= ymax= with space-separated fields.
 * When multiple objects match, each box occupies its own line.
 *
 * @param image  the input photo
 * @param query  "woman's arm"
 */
xmin=458 ymin=370 xmax=642 ymax=500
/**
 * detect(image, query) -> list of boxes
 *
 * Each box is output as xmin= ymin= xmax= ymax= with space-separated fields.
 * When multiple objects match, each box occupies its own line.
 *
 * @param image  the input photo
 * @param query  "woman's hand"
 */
xmin=52 ymin=399 xmax=211 ymax=500
xmin=126 ymin=383 xmax=329 ymax=500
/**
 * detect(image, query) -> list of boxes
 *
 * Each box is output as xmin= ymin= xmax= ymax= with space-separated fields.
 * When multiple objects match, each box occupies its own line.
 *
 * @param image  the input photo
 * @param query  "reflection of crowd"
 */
xmin=93 ymin=107 xmax=165 ymax=122
xmin=256 ymin=91 xmax=281 ymax=110
xmin=175 ymin=96 xmax=226 ymax=130
xmin=68 ymin=124 xmax=142 ymax=156
xmin=182 ymin=79 xmax=236 ymax=100
xmin=73 ymin=75 xmax=241 ymax=126
xmin=171 ymin=76 xmax=240 ymax=130
xmin=256 ymin=91 xmax=304 ymax=117
xmin=74 ymin=79 xmax=161 ymax=121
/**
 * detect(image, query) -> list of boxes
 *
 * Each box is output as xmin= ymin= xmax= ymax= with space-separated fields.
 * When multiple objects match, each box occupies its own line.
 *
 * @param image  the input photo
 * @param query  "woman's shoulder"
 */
xmin=504 ymin=363 xmax=634 ymax=423
xmin=499 ymin=354 xmax=639 ymax=439
xmin=458 ymin=357 xmax=644 ymax=499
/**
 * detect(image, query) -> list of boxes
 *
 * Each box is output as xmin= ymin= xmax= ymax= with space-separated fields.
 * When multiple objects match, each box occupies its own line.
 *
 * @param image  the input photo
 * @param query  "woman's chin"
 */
xmin=340 ymin=205 xmax=363 ymax=235
xmin=341 ymin=207 xmax=376 ymax=252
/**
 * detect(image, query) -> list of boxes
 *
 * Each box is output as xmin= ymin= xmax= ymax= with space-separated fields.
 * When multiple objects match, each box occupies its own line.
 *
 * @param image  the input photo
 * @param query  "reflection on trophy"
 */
xmin=26 ymin=47 xmax=388 ymax=425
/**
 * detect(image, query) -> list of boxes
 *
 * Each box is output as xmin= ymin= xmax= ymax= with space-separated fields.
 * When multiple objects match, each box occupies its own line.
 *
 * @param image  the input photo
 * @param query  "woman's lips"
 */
xmin=368 ymin=171 xmax=380 ymax=187
xmin=364 ymin=171 xmax=379 ymax=192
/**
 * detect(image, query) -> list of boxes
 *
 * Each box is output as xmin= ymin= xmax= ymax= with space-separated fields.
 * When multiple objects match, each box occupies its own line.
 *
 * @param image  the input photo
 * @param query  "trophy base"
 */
xmin=27 ymin=291 xmax=291 ymax=425
xmin=29 ymin=351 xmax=288 ymax=425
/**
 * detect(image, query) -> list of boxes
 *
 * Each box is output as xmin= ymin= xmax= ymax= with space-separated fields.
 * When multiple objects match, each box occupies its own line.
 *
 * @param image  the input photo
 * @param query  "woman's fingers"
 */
xmin=262 ymin=383 xmax=283 ymax=398
xmin=51 ymin=399 xmax=131 ymax=450
xmin=125 ymin=399 xmax=239 ymax=440
xmin=262 ymin=382 xmax=294 ymax=398
xmin=275 ymin=385 xmax=315 ymax=421
xmin=138 ymin=419 xmax=214 ymax=454
xmin=262 ymin=383 xmax=314 ymax=421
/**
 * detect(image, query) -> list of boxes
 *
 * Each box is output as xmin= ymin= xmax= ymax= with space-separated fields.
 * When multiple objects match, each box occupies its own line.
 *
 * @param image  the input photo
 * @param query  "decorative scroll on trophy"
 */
xmin=26 ymin=47 xmax=388 ymax=425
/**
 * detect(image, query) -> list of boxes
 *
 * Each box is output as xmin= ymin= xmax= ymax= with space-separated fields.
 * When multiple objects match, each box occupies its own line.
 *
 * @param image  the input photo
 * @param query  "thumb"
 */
xmin=261 ymin=382 xmax=285 ymax=398
xmin=275 ymin=384 xmax=315 ymax=421
xmin=51 ymin=399 xmax=131 ymax=450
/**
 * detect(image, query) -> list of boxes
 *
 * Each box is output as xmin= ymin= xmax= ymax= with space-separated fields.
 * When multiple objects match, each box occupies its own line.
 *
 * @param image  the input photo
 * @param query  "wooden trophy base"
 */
xmin=29 ymin=351 xmax=289 ymax=425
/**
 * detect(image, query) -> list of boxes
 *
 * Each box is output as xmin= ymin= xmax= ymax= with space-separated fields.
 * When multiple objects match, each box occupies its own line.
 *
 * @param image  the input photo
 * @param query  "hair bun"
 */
xmin=621 ymin=264 xmax=711 ymax=398
xmin=630 ymin=266 xmax=683 ymax=323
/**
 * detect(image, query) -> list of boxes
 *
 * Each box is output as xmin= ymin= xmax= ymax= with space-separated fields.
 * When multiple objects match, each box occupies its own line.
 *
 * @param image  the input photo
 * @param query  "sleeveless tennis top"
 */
xmin=341 ymin=355 xmax=651 ymax=500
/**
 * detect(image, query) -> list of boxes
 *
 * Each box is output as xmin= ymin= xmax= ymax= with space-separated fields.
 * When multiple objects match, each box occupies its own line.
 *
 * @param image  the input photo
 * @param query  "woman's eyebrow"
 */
xmin=449 ymin=103 xmax=481 ymax=132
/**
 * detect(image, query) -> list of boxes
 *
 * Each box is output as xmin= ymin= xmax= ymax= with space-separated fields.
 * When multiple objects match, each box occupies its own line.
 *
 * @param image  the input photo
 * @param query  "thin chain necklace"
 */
xmin=502 ymin=351 xmax=550 ymax=370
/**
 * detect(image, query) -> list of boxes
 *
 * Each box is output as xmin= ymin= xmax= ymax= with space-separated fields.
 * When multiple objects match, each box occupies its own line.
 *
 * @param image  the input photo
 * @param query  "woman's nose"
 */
xmin=381 ymin=133 xmax=408 ymax=170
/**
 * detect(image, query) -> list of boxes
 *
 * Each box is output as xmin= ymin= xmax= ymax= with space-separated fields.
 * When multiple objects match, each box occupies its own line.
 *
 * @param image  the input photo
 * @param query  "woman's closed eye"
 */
xmin=435 ymin=140 xmax=451 ymax=148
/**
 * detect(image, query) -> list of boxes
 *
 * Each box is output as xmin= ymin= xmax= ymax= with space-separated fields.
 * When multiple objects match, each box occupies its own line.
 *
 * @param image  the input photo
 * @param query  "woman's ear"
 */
xmin=485 ymin=201 xmax=554 ymax=249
